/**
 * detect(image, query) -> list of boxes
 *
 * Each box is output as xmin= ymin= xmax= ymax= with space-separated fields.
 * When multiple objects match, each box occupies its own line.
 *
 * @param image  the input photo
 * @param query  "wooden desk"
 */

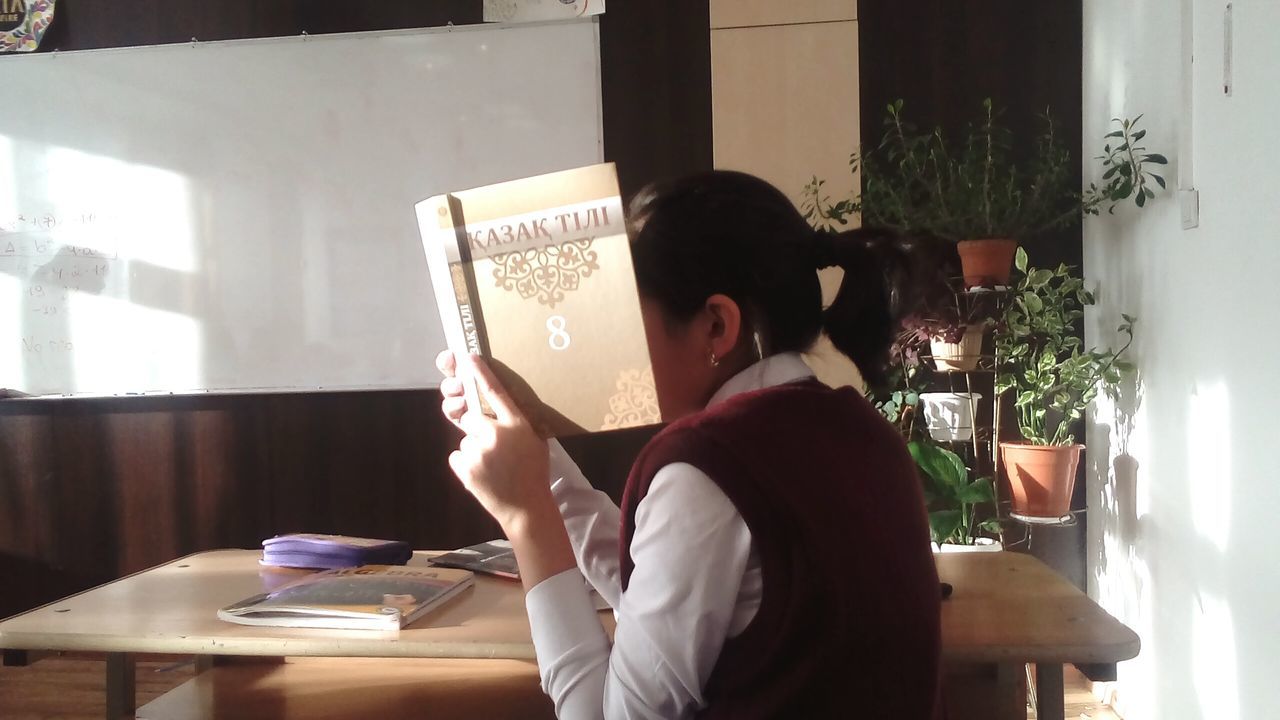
xmin=0 ymin=550 xmax=1137 ymax=720
xmin=938 ymin=551 xmax=1140 ymax=720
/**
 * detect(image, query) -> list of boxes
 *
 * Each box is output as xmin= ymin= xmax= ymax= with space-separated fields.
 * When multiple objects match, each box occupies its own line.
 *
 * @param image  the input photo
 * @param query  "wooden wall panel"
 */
xmin=711 ymin=0 xmax=855 ymax=29
xmin=710 ymin=13 xmax=862 ymax=390
xmin=600 ymin=1 xmax=713 ymax=199
xmin=0 ymin=391 xmax=655 ymax=618
xmin=711 ymin=21 xmax=860 ymax=212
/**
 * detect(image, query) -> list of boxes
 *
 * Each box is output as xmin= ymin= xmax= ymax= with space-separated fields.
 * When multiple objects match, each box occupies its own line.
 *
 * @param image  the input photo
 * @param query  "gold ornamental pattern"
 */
xmin=490 ymin=238 xmax=599 ymax=308
xmin=602 ymin=367 xmax=661 ymax=430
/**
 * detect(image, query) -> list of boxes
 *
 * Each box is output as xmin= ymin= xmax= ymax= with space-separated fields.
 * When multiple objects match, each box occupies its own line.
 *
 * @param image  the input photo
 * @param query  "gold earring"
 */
xmin=709 ymin=350 xmax=720 ymax=368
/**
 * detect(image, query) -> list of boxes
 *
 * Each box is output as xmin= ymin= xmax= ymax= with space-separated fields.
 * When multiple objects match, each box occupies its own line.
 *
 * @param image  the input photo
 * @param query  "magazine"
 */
xmin=217 ymin=565 xmax=473 ymax=631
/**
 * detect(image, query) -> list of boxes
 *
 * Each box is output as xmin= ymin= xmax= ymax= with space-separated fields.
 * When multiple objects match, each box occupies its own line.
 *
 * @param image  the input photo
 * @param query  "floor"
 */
xmin=0 ymin=653 xmax=194 ymax=720
xmin=1053 ymin=665 xmax=1122 ymax=720
xmin=0 ymin=653 xmax=1121 ymax=719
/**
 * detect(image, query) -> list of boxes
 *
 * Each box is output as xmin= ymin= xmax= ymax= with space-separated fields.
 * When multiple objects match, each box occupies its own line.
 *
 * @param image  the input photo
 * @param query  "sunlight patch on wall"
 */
xmin=8 ymin=144 xmax=204 ymax=395
xmin=69 ymin=293 xmax=201 ymax=393
xmin=46 ymin=146 xmax=196 ymax=273
xmin=1192 ymin=591 xmax=1239 ymax=719
xmin=1188 ymin=381 xmax=1231 ymax=552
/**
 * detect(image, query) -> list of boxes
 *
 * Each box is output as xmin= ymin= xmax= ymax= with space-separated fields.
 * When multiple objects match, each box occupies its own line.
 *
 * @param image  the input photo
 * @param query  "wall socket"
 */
xmin=1180 ymin=189 xmax=1201 ymax=229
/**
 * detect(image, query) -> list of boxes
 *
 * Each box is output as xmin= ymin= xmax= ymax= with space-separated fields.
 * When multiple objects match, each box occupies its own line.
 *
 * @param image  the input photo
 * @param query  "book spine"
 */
xmin=448 ymin=263 xmax=483 ymax=356
xmin=444 ymin=195 xmax=491 ymax=358
xmin=442 ymin=195 xmax=492 ymax=417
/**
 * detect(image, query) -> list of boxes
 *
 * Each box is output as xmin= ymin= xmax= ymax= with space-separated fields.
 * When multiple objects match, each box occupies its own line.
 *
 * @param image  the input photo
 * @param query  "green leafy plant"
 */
xmin=908 ymin=440 xmax=1000 ymax=546
xmin=871 ymin=385 xmax=920 ymax=438
xmin=995 ymin=247 xmax=1135 ymax=445
xmin=1083 ymin=115 xmax=1169 ymax=213
xmin=802 ymin=100 xmax=1167 ymax=240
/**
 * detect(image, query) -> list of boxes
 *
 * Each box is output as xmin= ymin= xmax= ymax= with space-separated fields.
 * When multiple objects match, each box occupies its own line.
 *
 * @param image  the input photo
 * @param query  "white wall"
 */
xmin=1083 ymin=1 xmax=1280 ymax=718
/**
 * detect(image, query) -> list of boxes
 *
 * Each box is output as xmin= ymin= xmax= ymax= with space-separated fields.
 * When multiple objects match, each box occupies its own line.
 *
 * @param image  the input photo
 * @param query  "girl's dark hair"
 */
xmin=629 ymin=170 xmax=942 ymax=388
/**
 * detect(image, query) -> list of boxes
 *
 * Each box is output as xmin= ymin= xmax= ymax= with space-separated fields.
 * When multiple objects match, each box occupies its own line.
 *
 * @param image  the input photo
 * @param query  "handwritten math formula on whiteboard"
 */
xmin=4 ymin=211 xmax=116 ymax=358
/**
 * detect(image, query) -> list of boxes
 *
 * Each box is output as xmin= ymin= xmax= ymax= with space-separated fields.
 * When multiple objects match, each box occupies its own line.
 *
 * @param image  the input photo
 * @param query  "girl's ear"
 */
xmin=703 ymin=293 xmax=743 ymax=362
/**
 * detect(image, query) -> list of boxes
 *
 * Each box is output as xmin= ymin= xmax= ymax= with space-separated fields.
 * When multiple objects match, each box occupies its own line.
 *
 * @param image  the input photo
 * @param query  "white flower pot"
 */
xmin=930 ymin=325 xmax=985 ymax=371
xmin=919 ymin=392 xmax=982 ymax=443
xmin=933 ymin=537 xmax=1002 ymax=553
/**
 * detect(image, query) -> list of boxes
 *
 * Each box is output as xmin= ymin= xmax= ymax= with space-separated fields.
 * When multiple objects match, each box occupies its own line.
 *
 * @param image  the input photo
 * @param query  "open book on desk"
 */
xmin=217 ymin=565 xmax=473 ymax=631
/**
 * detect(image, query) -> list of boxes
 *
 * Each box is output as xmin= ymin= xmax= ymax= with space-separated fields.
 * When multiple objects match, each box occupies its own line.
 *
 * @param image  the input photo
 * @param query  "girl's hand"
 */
xmin=435 ymin=350 xmax=468 ymax=429
xmin=448 ymin=354 xmax=553 ymax=531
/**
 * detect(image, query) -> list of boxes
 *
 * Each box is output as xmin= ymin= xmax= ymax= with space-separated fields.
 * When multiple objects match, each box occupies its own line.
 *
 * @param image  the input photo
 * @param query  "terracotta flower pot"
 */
xmin=999 ymin=442 xmax=1083 ymax=522
xmin=957 ymin=238 xmax=1018 ymax=288
xmin=929 ymin=325 xmax=985 ymax=372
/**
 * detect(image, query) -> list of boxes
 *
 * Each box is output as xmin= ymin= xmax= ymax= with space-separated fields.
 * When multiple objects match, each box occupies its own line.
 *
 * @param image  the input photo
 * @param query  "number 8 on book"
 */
xmin=417 ymin=163 xmax=661 ymax=437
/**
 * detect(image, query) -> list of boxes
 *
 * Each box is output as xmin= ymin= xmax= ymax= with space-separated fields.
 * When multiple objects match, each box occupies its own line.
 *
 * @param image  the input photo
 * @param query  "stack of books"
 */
xmin=261 ymin=533 xmax=413 ymax=570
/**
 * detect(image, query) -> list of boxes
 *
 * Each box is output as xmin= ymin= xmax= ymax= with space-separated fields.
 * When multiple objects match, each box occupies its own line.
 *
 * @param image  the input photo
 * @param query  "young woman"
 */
xmin=437 ymin=170 xmax=942 ymax=719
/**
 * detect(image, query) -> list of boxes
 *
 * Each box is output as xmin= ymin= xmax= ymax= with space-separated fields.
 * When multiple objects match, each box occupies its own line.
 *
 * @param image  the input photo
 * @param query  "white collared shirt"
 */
xmin=525 ymin=353 xmax=816 ymax=720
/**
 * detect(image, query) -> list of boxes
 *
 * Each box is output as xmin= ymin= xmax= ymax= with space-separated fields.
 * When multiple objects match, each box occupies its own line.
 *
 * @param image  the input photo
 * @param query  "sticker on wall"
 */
xmin=483 ymin=0 xmax=604 ymax=23
xmin=1 ymin=0 xmax=55 ymax=53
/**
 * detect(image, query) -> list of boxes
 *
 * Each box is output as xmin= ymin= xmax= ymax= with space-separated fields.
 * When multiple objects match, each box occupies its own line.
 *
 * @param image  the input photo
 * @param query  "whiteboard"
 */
xmin=0 ymin=20 xmax=603 ymax=396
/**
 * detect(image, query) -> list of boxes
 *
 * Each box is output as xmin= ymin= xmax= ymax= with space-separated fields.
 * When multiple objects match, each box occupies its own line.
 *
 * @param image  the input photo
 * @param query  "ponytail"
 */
xmin=811 ymin=228 xmax=957 ymax=388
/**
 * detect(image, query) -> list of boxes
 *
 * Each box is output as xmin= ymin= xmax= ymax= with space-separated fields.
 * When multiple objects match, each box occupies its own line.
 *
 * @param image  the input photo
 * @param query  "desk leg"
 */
xmin=105 ymin=652 xmax=135 ymax=720
xmin=1034 ymin=662 xmax=1064 ymax=720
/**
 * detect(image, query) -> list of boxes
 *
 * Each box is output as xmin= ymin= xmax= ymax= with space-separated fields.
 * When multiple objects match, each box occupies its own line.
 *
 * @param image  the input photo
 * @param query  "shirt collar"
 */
xmin=707 ymin=352 xmax=816 ymax=408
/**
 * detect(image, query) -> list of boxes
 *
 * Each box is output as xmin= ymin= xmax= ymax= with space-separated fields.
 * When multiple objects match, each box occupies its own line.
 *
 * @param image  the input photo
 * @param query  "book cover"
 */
xmin=417 ymin=163 xmax=661 ymax=437
xmin=217 ymin=565 xmax=473 ymax=631
xmin=260 ymin=533 xmax=412 ymax=570
xmin=430 ymin=540 xmax=520 ymax=580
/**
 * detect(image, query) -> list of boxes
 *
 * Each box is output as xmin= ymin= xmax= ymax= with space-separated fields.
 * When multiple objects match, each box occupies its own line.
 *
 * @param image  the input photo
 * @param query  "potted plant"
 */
xmin=909 ymin=440 xmax=1001 ymax=551
xmin=802 ymin=100 xmax=1167 ymax=287
xmin=995 ymin=247 xmax=1135 ymax=521
xmin=919 ymin=392 xmax=983 ymax=443
xmin=908 ymin=288 xmax=1000 ymax=373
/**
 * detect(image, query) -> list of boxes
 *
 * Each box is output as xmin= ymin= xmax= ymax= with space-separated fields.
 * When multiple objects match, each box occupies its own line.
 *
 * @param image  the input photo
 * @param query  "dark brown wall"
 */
xmin=0 ymin=0 xmax=699 ymax=618
xmin=0 ymin=391 xmax=656 ymax=617
xmin=858 ymin=0 xmax=1087 ymax=587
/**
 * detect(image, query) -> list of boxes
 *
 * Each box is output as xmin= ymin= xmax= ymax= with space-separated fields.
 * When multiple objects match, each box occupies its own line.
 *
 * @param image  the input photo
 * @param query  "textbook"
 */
xmin=259 ymin=533 xmax=413 ymax=569
xmin=217 ymin=565 xmax=474 ymax=631
xmin=430 ymin=540 xmax=612 ymax=611
xmin=416 ymin=163 xmax=660 ymax=437
xmin=430 ymin=540 xmax=520 ymax=580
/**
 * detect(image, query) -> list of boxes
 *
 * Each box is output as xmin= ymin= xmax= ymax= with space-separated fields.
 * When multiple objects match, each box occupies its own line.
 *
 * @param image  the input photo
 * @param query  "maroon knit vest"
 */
xmin=620 ymin=379 xmax=941 ymax=719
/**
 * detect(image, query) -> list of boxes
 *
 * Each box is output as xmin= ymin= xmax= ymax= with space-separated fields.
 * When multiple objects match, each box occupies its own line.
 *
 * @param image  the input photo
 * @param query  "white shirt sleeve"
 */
xmin=548 ymin=440 xmax=626 ymax=608
xmin=526 ymin=461 xmax=755 ymax=720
